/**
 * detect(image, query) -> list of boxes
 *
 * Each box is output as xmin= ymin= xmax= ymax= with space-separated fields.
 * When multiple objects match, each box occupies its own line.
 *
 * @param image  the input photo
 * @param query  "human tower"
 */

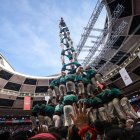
xmin=31 ymin=18 xmax=139 ymax=129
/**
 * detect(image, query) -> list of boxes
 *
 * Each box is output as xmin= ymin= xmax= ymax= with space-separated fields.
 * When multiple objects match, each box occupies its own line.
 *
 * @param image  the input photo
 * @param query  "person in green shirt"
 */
xmin=85 ymin=66 xmax=97 ymax=92
xmin=98 ymin=86 xmax=126 ymax=120
xmin=63 ymin=91 xmax=78 ymax=126
xmin=59 ymin=71 xmax=67 ymax=96
xmin=44 ymin=100 xmax=55 ymax=127
xmin=82 ymin=71 xmax=94 ymax=96
xmin=107 ymin=87 xmax=126 ymax=120
xmin=63 ymin=92 xmax=78 ymax=105
xmin=31 ymin=104 xmax=40 ymax=117
xmin=61 ymin=49 xmax=73 ymax=64
xmin=65 ymin=73 xmax=76 ymax=93
xmin=53 ymin=102 xmax=63 ymax=128
xmin=120 ymin=96 xmax=139 ymax=119
xmin=61 ymin=49 xmax=65 ymax=65
xmin=30 ymin=104 xmax=40 ymax=129
xmin=48 ymin=78 xmax=60 ymax=98
xmin=63 ymin=46 xmax=77 ymax=62
xmin=110 ymin=87 xmax=138 ymax=119
xmin=59 ymin=17 xmax=69 ymax=36
xmin=85 ymin=66 xmax=104 ymax=92
xmin=38 ymin=103 xmax=46 ymax=125
xmin=75 ymin=66 xmax=85 ymax=95
xmin=96 ymin=87 xmax=114 ymax=120
xmin=61 ymin=61 xmax=81 ymax=74
xmin=93 ymin=93 xmax=109 ymax=121
xmin=87 ymin=95 xmax=105 ymax=122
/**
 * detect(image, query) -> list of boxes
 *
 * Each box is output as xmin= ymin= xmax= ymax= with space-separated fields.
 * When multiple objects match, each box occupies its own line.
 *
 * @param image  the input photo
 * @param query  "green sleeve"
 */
xmin=96 ymin=93 xmax=103 ymax=100
xmin=75 ymin=74 xmax=83 ymax=82
xmin=111 ymin=88 xmax=121 ymax=98
xmin=94 ymin=97 xmax=103 ymax=104
xmin=102 ymin=89 xmax=112 ymax=103
xmin=59 ymin=76 xmax=66 ymax=84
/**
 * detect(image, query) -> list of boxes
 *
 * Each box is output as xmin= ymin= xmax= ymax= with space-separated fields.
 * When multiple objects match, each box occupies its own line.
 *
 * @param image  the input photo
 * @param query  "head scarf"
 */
xmin=28 ymin=133 xmax=56 ymax=140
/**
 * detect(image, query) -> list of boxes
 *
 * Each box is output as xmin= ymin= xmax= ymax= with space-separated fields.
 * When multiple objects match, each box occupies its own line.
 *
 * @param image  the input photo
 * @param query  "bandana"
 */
xmin=28 ymin=133 xmax=56 ymax=140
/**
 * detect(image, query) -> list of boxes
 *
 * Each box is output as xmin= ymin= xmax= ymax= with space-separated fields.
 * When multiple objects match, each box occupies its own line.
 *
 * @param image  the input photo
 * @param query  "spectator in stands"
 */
xmin=131 ymin=118 xmax=140 ymax=140
xmin=126 ymin=119 xmax=134 ymax=130
xmin=0 ymin=131 xmax=10 ymax=140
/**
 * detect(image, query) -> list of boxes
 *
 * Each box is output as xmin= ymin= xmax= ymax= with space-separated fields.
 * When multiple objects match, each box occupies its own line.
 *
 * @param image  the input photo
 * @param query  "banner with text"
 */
xmin=119 ymin=68 xmax=132 ymax=86
xmin=24 ymin=96 xmax=31 ymax=110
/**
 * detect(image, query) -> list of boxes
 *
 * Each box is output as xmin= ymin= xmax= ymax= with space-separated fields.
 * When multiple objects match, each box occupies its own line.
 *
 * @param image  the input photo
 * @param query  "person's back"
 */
xmin=131 ymin=120 xmax=140 ymax=140
xmin=105 ymin=126 xmax=131 ymax=140
xmin=28 ymin=133 xmax=57 ymax=140
xmin=0 ymin=131 xmax=10 ymax=140
xmin=10 ymin=130 xmax=32 ymax=140
xmin=68 ymin=125 xmax=82 ymax=140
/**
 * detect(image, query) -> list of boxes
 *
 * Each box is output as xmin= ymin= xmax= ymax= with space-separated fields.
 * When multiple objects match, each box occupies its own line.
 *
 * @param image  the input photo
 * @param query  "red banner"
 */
xmin=24 ymin=96 xmax=31 ymax=110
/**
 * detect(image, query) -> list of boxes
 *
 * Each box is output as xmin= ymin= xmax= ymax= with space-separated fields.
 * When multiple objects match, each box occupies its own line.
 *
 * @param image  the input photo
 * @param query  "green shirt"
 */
xmin=96 ymin=92 xmax=107 ymax=104
xmin=55 ymin=104 xmax=63 ymax=113
xmin=70 ymin=47 xmax=75 ymax=52
xmin=75 ymin=74 xmax=83 ymax=82
xmin=65 ymin=41 xmax=69 ymax=48
xmin=65 ymin=74 xmax=75 ymax=82
xmin=83 ymin=73 xmax=91 ymax=84
xmin=33 ymin=104 xmax=40 ymax=110
xmin=72 ymin=61 xmax=81 ymax=67
xmin=102 ymin=89 xmax=113 ymax=103
xmin=110 ymin=88 xmax=121 ymax=98
xmin=65 ymin=53 xmax=73 ymax=60
xmin=96 ymin=89 xmax=114 ymax=103
xmin=31 ymin=104 xmax=40 ymax=114
xmin=81 ymin=97 xmax=102 ymax=108
xmin=63 ymin=94 xmax=78 ymax=105
xmin=45 ymin=105 xmax=55 ymax=117
xmin=85 ymin=69 xmax=97 ymax=79
xmin=39 ymin=104 xmax=46 ymax=115
xmin=59 ymin=75 xmax=66 ymax=84
xmin=68 ymin=68 xmax=77 ymax=74
xmin=50 ymin=79 xmax=60 ymax=87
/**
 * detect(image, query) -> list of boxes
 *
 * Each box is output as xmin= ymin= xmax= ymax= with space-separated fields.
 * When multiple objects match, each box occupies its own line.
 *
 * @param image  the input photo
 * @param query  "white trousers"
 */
xmin=53 ymin=115 xmax=61 ymax=128
xmin=112 ymin=98 xmax=126 ymax=119
xmin=120 ymin=97 xmax=139 ymax=119
xmin=63 ymin=105 xmax=74 ymax=126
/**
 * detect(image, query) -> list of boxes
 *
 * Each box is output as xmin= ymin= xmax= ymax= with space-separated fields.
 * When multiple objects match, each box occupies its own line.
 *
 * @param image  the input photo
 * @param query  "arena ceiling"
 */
xmin=76 ymin=0 xmax=140 ymax=90
xmin=77 ymin=0 xmax=140 ymax=74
